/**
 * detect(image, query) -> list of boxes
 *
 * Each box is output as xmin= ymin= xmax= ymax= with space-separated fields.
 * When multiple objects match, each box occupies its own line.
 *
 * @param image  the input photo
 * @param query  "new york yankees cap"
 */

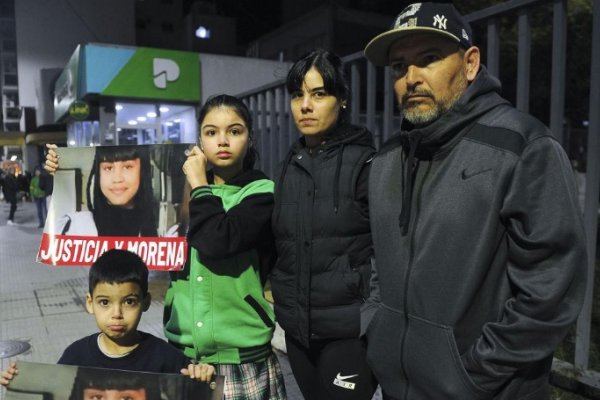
xmin=364 ymin=2 xmax=473 ymax=66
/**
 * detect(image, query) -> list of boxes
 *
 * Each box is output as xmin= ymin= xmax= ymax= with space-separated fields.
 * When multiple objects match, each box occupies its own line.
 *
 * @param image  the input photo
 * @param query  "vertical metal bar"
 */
xmin=277 ymin=86 xmax=287 ymax=165
xmin=576 ymin=0 xmax=600 ymax=371
xmin=258 ymin=93 xmax=267 ymax=173
xmin=351 ymin=63 xmax=360 ymax=125
xmin=550 ymin=0 xmax=567 ymax=145
xmin=366 ymin=62 xmax=376 ymax=134
xmin=286 ymin=90 xmax=295 ymax=148
xmin=516 ymin=8 xmax=531 ymax=113
xmin=383 ymin=66 xmax=394 ymax=147
xmin=268 ymin=89 xmax=277 ymax=178
xmin=487 ymin=17 xmax=500 ymax=78
xmin=249 ymin=95 xmax=260 ymax=170
xmin=249 ymin=95 xmax=258 ymax=128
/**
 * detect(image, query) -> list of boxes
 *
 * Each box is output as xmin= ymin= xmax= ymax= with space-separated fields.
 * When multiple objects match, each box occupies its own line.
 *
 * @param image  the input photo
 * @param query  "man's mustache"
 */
xmin=402 ymin=89 xmax=434 ymax=104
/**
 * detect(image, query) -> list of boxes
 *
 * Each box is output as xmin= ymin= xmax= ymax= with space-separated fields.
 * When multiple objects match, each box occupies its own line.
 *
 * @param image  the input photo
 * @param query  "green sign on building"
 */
xmin=55 ymin=44 xmax=201 ymax=121
xmin=68 ymin=100 xmax=90 ymax=120
xmin=99 ymin=47 xmax=200 ymax=102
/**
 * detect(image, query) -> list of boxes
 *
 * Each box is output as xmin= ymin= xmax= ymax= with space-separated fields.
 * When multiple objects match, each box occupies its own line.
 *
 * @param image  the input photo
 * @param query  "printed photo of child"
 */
xmin=2 ymin=361 xmax=224 ymax=400
xmin=37 ymin=144 xmax=190 ymax=270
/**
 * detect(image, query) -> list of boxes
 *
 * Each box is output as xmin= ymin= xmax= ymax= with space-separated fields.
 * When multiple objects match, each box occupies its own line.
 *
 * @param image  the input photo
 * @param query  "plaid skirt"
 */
xmin=215 ymin=350 xmax=287 ymax=400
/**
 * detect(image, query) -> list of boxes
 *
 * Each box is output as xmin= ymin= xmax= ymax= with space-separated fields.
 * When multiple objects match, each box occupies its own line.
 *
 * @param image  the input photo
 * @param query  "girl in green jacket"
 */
xmin=163 ymin=94 xmax=286 ymax=400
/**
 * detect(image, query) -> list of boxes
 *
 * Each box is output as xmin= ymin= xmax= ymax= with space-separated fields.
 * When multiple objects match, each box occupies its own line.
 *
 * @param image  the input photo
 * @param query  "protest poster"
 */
xmin=37 ymin=144 xmax=190 ymax=271
xmin=4 ymin=361 xmax=224 ymax=400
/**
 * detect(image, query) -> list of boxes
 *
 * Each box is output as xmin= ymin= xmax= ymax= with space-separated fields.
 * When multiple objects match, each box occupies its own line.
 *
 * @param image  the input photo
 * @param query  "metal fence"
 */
xmin=238 ymin=0 xmax=600 ymax=395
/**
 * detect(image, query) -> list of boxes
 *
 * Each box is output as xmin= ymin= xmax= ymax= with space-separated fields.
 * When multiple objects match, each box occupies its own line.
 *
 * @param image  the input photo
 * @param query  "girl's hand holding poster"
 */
xmin=37 ymin=144 xmax=190 ymax=271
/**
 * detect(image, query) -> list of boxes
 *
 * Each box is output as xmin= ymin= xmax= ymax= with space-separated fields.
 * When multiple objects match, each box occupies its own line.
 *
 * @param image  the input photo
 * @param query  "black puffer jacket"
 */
xmin=271 ymin=123 xmax=375 ymax=347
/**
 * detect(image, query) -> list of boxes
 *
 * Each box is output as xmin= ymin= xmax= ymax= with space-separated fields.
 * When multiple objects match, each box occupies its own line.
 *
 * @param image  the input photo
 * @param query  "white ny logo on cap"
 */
xmin=433 ymin=14 xmax=447 ymax=30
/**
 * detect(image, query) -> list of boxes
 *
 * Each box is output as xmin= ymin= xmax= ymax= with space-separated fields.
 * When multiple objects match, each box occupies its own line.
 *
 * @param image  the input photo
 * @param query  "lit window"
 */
xmin=195 ymin=26 xmax=211 ymax=39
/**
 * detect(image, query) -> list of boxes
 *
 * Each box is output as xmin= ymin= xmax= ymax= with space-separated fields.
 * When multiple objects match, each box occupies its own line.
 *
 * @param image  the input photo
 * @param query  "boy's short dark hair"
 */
xmin=89 ymin=249 xmax=149 ymax=296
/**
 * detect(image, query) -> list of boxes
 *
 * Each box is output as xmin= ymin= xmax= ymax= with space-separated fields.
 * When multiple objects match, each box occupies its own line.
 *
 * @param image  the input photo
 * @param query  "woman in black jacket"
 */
xmin=271 ymin=49 xmax=377 ymax=400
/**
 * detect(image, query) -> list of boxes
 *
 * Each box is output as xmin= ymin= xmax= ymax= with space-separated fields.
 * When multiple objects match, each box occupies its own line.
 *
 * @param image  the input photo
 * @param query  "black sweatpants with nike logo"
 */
xmin=285 ymin=335 xmax=378 ymax=400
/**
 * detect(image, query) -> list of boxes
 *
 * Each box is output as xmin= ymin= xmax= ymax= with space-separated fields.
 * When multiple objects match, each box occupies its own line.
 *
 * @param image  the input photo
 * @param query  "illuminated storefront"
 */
xmin=54 ymin=44 xmax=200 ymax=146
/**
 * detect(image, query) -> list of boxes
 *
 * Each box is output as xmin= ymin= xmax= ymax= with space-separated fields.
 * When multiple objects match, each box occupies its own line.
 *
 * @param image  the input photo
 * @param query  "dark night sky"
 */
xmin=219 ymin=1 xmax=283 ymax=44
xmin=183 ymin=0 xmax=283 ymax=45
xmin=181 ymin=0 xmax=417 ymax=46
xmin=217 ymin=0 xmax=453 ymax=46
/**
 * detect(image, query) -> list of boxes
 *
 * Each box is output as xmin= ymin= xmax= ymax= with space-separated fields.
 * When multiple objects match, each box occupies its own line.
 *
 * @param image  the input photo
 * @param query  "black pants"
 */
xmin=285 ymin=335 xmax=377 ymax=400
xmin=34 ymin=197 xmax=47 ymax=227
xmin=8 ymin=200 xmax=17 ymax=221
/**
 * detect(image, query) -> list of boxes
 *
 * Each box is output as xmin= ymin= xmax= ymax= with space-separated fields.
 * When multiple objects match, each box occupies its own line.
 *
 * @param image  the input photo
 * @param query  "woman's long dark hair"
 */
xmin=198 ymin=94 xmax=259 ymax=171
xmin=286 ymin=49 xmax=350 ymax=125
xmin=87 ymin=145 xmax=158 ymax=236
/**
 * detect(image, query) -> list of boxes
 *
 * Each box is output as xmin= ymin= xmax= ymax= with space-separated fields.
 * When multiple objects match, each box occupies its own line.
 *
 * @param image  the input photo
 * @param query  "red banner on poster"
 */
xmin=37 ymin=233 xmax=187 ymax=271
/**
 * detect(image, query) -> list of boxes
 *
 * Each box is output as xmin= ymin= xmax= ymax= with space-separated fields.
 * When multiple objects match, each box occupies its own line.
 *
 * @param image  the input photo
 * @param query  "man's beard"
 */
xmin=399 ymin=71 xmax=468 ymax=128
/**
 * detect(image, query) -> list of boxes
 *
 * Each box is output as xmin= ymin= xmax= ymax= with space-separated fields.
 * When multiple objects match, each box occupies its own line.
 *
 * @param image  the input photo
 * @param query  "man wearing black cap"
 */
xmin=361 ymin=2 xmax=587 ymax=399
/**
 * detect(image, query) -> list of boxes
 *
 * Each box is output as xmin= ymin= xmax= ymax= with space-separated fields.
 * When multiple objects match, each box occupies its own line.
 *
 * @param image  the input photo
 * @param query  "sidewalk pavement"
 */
xmin=0 ymin=200 xmax=381 ymax=400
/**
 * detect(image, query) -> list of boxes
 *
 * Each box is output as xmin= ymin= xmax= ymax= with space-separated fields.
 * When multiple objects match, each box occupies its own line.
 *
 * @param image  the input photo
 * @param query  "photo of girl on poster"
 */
xmin=40 ymin=144 xmax=189 ymax=270
xmin=45 ymin=145 xmax=157 ymax=237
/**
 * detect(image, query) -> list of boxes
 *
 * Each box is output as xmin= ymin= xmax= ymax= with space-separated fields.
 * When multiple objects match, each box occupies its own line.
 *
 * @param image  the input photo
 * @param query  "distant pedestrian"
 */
xmin=2 ymin=166 xmax=19 ymax=225
xmin=38 ymin=167 xmax=54 ymax=211
xmin=17 ymin=171 xmax=31 ymax=202
xmin=29 ymin=166 xmax=47 ymax=228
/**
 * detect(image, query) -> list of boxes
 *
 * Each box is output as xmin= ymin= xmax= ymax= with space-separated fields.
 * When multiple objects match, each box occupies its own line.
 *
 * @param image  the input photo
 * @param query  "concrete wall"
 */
xmin=198 ymin=53 xmax=291 ymax=102
xmin=15 ymin=0 xmax=135 ymax=124
xmin=37 ymin=68 xmax=62 ymax=127
xmin=247 ymin=7 xmax=333 ymax=61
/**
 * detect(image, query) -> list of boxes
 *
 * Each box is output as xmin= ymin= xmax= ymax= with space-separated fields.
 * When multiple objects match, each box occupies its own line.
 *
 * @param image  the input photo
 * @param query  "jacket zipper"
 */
xmin=400 ymin=158 xmax=430 ymax=399
xmin=294 ymin=154 xmax=313 ymax=345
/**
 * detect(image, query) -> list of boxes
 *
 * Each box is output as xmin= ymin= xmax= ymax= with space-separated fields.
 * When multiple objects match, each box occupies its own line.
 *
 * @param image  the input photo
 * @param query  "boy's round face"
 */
xmin=98 ymin=159 xmax=141 ymax=208
xmin=83 ymin=388 xmax=147 ymax=400
xmin=85 ymin=282 xmax=148 ymax=346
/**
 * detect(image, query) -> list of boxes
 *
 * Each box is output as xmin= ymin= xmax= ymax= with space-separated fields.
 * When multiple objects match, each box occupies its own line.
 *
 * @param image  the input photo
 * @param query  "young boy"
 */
xmin=1 ymin=249 xmax=214 ymax=387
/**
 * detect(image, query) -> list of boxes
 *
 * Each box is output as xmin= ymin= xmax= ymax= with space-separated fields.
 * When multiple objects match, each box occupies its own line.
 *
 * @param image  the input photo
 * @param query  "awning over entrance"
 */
xmin=25 ymin=131 xmax=67 ymax=145
xmin=0 ymin=131 xmax=25 ymax=146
